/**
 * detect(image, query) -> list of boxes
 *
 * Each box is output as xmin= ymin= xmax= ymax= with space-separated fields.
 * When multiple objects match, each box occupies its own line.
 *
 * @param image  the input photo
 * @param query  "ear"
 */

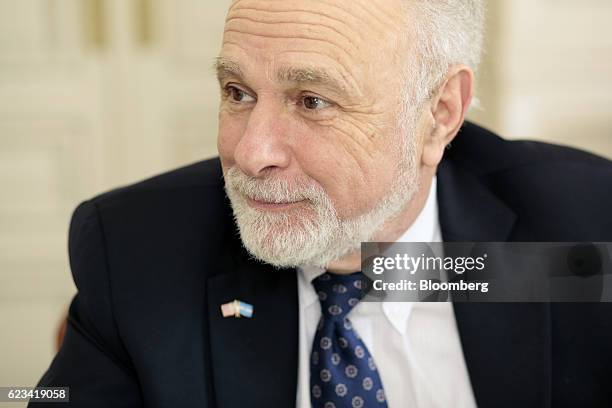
xmin=422 ymin=65 xmax=474 ymax=167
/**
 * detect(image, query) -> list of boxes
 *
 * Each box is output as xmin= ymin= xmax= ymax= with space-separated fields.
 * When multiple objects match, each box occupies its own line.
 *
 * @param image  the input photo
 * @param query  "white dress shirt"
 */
xmin=296 ymin=177 xmax=477 ymax=408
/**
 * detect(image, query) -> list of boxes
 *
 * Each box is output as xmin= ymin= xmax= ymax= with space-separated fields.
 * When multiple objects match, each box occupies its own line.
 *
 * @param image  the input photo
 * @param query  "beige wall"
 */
xmin=470 ymin=0 xmax=612 ymax=155
xmin=0 ymin=1 xmax=611 ymax=405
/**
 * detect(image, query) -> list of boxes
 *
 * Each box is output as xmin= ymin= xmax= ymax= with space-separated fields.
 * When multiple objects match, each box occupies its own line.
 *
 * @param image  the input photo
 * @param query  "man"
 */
xmin=32 ymin=0 xmax=612 ymax=407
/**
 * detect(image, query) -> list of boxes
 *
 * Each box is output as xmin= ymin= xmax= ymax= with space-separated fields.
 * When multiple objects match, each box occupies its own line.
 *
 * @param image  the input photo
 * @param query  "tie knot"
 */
xmin=312 ymin=271 xmax=367 ymax=320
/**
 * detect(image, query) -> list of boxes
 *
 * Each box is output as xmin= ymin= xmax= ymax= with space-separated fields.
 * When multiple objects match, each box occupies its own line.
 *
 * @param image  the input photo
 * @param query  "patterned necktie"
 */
xmin=310 ymin=271 xmax=388 ymax=408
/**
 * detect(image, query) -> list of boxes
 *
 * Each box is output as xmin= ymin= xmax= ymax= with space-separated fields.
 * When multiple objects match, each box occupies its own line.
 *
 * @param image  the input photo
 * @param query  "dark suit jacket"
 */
xmin=31 ymin=123 xmax=612 ymax=408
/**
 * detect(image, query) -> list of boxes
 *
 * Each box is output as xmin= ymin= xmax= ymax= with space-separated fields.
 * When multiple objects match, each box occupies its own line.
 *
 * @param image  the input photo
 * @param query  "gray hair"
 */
xmin=401 ymin=0 xmax=485 ymax=105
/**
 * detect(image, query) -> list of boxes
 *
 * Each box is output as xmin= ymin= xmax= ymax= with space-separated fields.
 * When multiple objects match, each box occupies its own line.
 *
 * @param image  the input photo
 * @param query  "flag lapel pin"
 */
xmin=221 ymin=299 xmax=254 ymax=318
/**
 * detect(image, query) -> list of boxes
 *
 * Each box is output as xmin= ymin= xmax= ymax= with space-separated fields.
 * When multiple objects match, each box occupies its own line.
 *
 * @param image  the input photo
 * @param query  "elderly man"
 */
xmin=32 ymin=0 xmax=612 ymax=407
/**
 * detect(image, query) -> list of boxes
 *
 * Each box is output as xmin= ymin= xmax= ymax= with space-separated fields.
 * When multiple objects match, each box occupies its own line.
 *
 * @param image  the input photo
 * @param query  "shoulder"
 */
xmin=69 ymin=157 xmax=236 ymax=284
xmin=92 ymin=158 xmax=225 ymax=206
xmin=85 ymin=157 xmax=230 ymax=235
xmin=451 ymin=122 xmax=612 ymax=175
xmin=448 ymin=122 xmax=612 ymax=239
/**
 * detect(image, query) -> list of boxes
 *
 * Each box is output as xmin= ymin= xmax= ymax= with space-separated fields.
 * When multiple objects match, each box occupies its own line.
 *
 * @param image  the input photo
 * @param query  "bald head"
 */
xmin=222 ymin=0 xmax=484 ymax=106
xmin=222 ymin=0 xmax=410 ymax=98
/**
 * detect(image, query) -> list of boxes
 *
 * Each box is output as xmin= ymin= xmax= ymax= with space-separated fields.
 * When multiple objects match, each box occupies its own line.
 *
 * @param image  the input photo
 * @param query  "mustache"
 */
xmin=224 ymin=167 xmax=326 ymax=204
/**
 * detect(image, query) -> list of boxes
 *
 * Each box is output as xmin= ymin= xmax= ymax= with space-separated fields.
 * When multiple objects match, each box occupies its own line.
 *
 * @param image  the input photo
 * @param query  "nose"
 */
xmin=233 ymin=100 xmax=291 ymax=178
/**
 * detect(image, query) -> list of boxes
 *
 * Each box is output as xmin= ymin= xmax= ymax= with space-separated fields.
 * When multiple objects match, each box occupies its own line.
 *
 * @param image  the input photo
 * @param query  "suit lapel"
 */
xmin=437 ymin=158 xmax=552 ymax=408
xmin=206 ymin=238 xmax=299 ymax=408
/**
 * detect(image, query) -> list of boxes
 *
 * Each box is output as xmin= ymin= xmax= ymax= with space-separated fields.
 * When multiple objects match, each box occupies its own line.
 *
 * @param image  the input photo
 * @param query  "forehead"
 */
xmin=222 ymin=0 xmax=407 ymax=88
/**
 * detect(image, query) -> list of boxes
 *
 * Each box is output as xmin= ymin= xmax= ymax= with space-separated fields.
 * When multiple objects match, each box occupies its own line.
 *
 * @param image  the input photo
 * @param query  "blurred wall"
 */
xmin=471 ymin=0 xmax=612 ymax=155
xmin=0 ymin=1 xmax=611 ymax=404
xmin=0 ymin=1 xmax=228 ymax=403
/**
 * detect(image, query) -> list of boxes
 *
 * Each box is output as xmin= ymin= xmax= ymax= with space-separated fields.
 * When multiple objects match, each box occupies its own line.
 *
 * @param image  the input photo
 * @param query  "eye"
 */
xmin=225 ymin=85 xmax=256 ymax=103
xmin=301 ymin=95 xmax=331 ymax=111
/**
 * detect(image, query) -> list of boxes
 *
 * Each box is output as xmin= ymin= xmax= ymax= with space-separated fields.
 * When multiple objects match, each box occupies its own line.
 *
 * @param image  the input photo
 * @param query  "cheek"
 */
xmin=217 ymin=111 xmax=247 ymax=167
xmin=294 ymin=129 xmax=398 ymax=219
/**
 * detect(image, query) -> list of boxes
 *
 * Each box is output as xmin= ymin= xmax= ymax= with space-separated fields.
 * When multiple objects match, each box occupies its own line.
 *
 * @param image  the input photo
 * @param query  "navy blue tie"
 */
xmin=310 ymin=272 xmax=388 ymax=408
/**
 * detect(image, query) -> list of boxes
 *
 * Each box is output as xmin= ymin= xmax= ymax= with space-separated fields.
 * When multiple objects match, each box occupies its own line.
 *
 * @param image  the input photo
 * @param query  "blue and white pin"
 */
xmin=221 ymin=299 xmax=254 ymax=318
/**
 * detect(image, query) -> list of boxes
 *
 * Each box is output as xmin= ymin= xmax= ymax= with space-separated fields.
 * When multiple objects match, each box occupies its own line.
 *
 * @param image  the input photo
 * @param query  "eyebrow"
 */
xmin=276 ymin=66 xmax=349 ymax=93
xmin=215 ymin=57 xmax=350 ymax=96
xmin=215 ymin=57 xmax=244 ymax=83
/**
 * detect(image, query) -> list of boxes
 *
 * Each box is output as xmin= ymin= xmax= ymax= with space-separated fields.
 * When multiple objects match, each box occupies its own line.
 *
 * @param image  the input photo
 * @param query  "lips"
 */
xmin=246 ymin=197 xmax=306 ymax=211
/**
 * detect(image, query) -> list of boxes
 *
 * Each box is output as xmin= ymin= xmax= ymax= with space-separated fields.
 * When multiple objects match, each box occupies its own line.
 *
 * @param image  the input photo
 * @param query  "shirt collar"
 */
xmin=382 ymin=176 xmax=440 ymax=334
xmin=299 ymin=264 xmax=326 ymax=307
xmin=299 ymin=176 xmax=441 ymax=334
xmin=395 ymin=176 xmax=440 ymax=244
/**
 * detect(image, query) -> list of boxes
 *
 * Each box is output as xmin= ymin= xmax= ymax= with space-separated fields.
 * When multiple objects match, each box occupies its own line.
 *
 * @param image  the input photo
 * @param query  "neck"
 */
xmin=326 ymin=169 xmax=434 ymax=274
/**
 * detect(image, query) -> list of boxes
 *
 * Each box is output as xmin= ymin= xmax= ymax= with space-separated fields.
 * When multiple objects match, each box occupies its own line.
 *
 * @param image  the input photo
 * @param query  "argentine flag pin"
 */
xmin=221 ymin=300 xmax=254 ymax=318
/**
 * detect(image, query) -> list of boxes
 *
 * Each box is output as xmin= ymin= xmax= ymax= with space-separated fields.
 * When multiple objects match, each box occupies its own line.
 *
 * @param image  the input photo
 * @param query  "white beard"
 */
xmin=224 ymin=125 xmax=420 ymax=269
